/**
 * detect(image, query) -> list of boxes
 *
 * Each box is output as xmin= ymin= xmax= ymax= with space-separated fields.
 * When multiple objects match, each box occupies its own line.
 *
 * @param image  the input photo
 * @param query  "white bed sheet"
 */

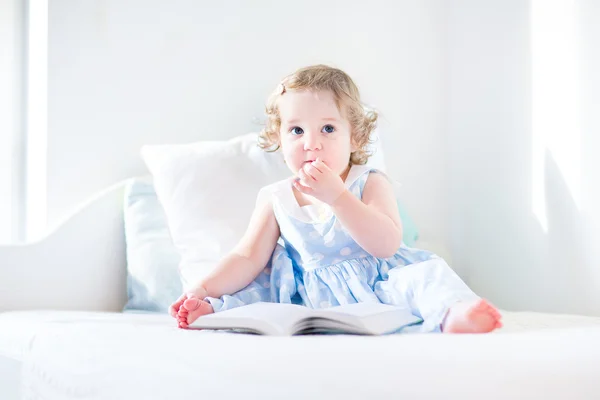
xmin=2 ymin=310 xmax=600 ymax=400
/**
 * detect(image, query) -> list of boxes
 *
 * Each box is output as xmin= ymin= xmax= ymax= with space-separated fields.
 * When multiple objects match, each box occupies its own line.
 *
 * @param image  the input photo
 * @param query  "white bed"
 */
xmin=2 ymin=307 xmax=600 ymax=399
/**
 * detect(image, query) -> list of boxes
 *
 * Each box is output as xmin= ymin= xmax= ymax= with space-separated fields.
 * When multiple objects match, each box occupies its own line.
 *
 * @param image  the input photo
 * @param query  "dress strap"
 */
xmin=344 ymin=164 xmax=402 ymax=201
xmin=344 ymin=165 xmax=378 ymax=200
xmin=343 ymin=164 xmax=372 ymax=188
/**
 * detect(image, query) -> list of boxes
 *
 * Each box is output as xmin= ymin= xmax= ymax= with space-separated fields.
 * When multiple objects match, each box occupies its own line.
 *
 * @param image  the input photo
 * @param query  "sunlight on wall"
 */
xmin=26 ymin=0 xmax=47 ymax=240
xmin=531 ymin=0 xmax=581 ymax=233
xmin=0 ymin=0 xmax=16 ymax=242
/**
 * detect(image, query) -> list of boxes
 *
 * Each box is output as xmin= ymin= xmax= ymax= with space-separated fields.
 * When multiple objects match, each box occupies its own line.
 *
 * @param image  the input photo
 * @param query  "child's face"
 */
xmin=277 ymin=90 xmax=356 ymax=178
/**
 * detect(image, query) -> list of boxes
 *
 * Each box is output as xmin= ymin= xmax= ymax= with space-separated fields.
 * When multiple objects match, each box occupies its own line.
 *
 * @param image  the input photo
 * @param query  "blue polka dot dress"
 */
xmin=205 ymin=165 xmax=479 ymax=332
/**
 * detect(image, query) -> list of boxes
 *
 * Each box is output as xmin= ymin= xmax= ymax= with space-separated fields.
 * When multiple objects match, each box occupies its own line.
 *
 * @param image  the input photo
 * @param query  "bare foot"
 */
xmin=442 ymin=298 xmax=503 ymax=333
xmin=177 ymin=295 xmax=214 ymax=329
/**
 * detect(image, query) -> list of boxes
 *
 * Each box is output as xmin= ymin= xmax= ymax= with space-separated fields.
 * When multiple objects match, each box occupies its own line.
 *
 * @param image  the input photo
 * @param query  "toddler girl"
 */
xmin=169 ymin=65 xmax=502 ymax=333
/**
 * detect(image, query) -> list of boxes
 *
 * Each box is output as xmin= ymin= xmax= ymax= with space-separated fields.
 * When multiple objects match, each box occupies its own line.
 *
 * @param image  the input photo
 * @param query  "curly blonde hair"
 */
xmin=258 ymin=65 xmax=378 ymax=165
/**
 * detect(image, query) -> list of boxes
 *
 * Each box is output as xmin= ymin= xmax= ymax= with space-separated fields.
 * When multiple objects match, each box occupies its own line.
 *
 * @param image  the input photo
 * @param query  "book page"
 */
xmin=325 ymin=302 xmax=403 ymax=317
xmin=312 ymin=303 xmax=422 ymax=335
xmin=189 ymin=302 xmax=314 ymax=335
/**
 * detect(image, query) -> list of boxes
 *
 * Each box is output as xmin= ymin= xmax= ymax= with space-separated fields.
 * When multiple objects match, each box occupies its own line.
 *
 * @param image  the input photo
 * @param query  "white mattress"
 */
xmin=2 ymin=310 xmax=600 ymax=400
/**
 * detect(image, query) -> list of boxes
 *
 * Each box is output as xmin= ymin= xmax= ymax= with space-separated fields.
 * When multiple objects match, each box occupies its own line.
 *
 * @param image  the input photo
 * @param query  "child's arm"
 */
xmin=186 ymin=188 xmax=280 ymax=299
xmin=330 ymin=173 xmax=402 ymax=258
xmin=295 ymin=160 xmax=402 ymax=258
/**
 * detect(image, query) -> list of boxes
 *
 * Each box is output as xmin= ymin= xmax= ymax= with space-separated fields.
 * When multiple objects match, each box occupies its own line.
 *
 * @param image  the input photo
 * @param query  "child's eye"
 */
xmin=322 ymin=125 xmax=335 ymax=134
xmin=290 ymin=127 xmax=304 ymax=135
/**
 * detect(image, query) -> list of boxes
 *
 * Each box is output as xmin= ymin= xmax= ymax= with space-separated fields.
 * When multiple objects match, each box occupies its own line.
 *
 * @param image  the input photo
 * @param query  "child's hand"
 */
xmin=169 ymin=293 xmax=188 ymax=319
xmin=294 ymin=158 xmax=347 ymax=205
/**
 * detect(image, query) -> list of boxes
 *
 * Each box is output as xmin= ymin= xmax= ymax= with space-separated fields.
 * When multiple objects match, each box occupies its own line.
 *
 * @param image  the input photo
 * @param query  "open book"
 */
xmin=188 ymin=302 xmax=422 ymax=336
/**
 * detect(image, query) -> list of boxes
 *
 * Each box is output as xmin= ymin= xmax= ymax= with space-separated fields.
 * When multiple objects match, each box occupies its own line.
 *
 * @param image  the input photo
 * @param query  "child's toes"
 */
xmin=482 ymin=299 xmax=494 ymax=309
xmin=481 ymin=300 xmax=498 ymax=315
xmin=484 ymin=303 xmax=501 ymax=319
xmin=477 ymin=300 xmax=488 ymax=309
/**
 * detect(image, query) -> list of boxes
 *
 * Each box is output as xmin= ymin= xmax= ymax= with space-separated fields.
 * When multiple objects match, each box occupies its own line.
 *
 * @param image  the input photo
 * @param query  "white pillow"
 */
xmin=141 ymin=132 xmax=386 ymax=290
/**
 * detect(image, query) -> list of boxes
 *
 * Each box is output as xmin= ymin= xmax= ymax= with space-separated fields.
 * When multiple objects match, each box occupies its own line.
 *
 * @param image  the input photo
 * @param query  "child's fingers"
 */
xmin=308 ymin=160 xmax=323 ymax=174
xmin=169 ymin=294 xmax=187 ymax=317
xmin=299 ymin=165 xmax=317 ymax=181
xmin=294 ymin=179 xmax=314 ymax=195
xmin=168 ymin=305 xmax=178 ymax=318
xmin=314 ymin=158 xmax=330 ymax=171
xmin=305 ymin=163 xmax=323 ymax=179
xmin=298 ymin=169 xmax=316 ymax=188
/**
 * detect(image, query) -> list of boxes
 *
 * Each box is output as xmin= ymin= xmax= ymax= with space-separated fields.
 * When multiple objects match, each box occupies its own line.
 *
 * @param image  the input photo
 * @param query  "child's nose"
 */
xmin=303 ymin=132 xmax=322 ymax=151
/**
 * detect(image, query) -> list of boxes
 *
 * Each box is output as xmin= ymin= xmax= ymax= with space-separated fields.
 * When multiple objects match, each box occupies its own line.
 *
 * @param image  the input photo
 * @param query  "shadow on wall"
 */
xmin=537 ymin=150 xmax=591 ymax=314
xmin=467 ymin=148 xmax=598 ymax=316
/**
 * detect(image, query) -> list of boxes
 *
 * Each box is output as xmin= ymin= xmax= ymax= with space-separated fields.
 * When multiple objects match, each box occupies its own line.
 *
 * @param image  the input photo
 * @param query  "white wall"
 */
xmin=47 ymin=0 xmax=449 ymax=251
xmin=0 ymin=0 xmax=16 ymax=243
xmin=578 ymin=0 xmax=600 ymax=315
xmin=446 ymin=0 xmax=600 ymax=316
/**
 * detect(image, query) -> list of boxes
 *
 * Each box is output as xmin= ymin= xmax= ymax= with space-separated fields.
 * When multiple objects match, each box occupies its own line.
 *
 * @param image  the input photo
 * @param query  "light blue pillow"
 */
xmin=123 ymin=178 xmax=182 ymax=313
xmin=398 ymin=200 xmax=419 ymax=247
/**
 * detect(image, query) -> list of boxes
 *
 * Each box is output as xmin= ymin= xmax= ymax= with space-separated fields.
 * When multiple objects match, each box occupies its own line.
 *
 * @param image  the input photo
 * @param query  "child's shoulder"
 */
xmin=345 ymin=165 xmax=384 ymax=188
xmin=363 ymin=170 xmax=394 ymax=192
xmin=361 ymin=167 xmax=402 ymax=201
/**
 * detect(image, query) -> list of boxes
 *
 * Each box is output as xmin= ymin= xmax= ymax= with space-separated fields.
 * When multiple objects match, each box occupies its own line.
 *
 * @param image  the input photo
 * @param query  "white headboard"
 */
xmin=0 ymin=182 xmax=127 ymax=311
